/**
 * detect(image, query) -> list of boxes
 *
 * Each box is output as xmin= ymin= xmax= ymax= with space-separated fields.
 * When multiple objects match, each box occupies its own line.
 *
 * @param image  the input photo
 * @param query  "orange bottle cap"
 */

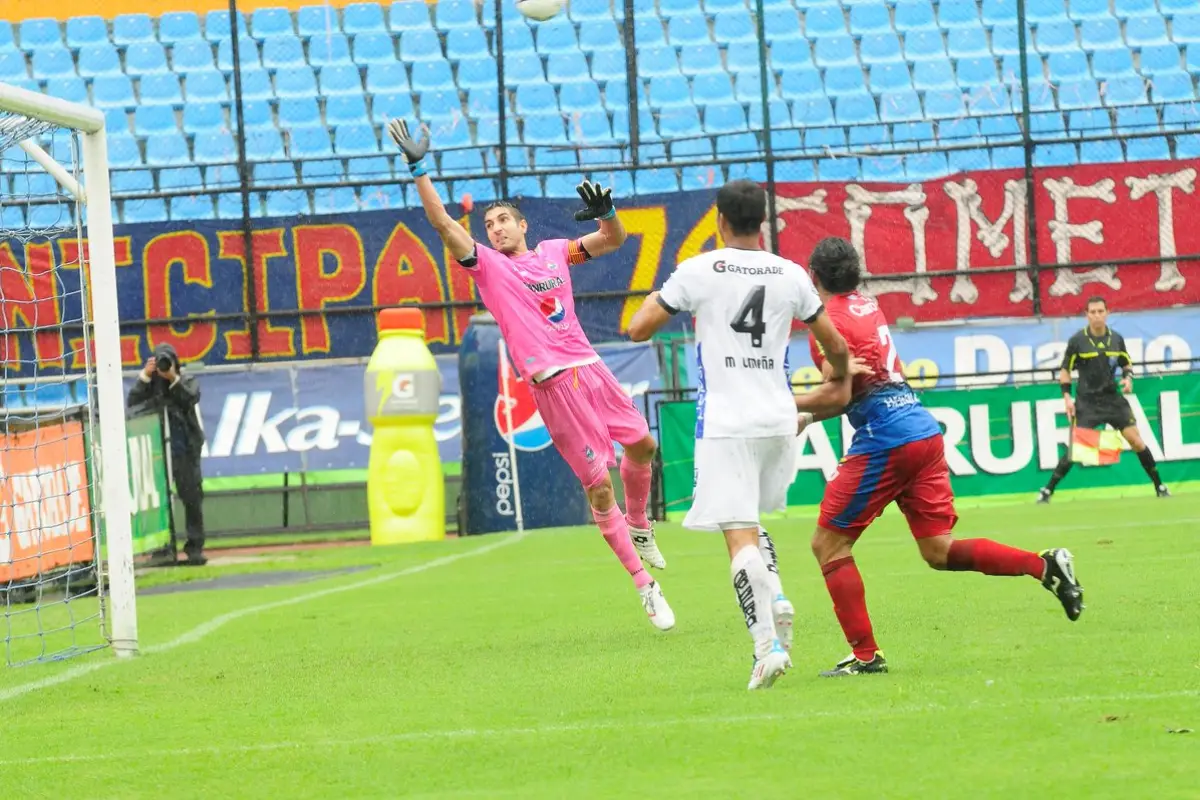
xmin=379 ymin=307 xmax=425 ymax=332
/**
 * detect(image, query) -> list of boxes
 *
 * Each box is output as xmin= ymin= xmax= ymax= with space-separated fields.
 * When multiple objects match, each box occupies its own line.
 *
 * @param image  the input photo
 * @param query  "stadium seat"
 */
xmin=1160 ymin=0 xmax=1195 ymax=13
xmin=704 ymin=102 xmax=748 ymax=133
xmin=106 ymin=135 xmax=142 ymax=169
xmin=968 ymin=85 xmax=1013 ymax=113
xmin=183 ymin=103 xmax=226 ymax=134
xmin=1091 ymin=48 xmax=1136 ymax=78
xmin=1077 ymin=18 xmax=1119 ymax=52
xmin=140 ymin=74 xmax=184 ymax=107
xmin=764 ymin=9 xmax=805 ymax=45
xmin=1001 ymin=54 xmax=1047 ymax=84
xmin=1173 ymin=12 xmax=1200 ymax=44
xmin=987 ymin=145 xmax=1023 ymax=168
xmin=847 ymin=123 xmax=888 ymax=149
xmin=859 ymin=34 xmax=904 ymax=65
xmin=333 ymin=123 xmax=380 ymax=155
xmin=172 ymin=41 xmax=216 ymax=74
xmin=1104 ymin=76 xmax=1148 ymax=105
xmin=947 ymin=148 xmax=990 ymax=171
xmin=297 ymin=6 xmax=341 ymax=39
xmin=389 ymin=1 xmax=433 ymax=32
xmin=515 ymin=83 xmax=560 ymax=114
xmin=421 ymin=89 xmax=464 ymax=121
xmin=869 ymin=63 xmax=913 ymax=93
xmin=448 ymin=56 xmax=491 ymax=90
xmin=204 ymin=10 xmax=249 ymax=42
xmin=815 ymin=36 xmax=859 ymax=67
xmin=634 ymin=168 xmax=680 ymax=194
xmin=793 ymin=97 xmax=835 ymax=127
xmin=251 ymin=7 xmax=296 ymax=39
xmin=668 ymin=14 xmax=711 ymax=47
xmin=275 ymin=67 xmax=319 ymax=98
xmin=947 ymin=28 xmax=989 ymax=59
xmin=579 ymin=21 xmax=622 ymax=52
xmin=938 ymin=117 xmax=981 ymax=143
xmin=93 ymin=75 xmax=136 ymax=108
xmin=1115 ymin=105 xmax=1159 ymax=133
xmin=262 ymin=36 xmax=306 ymax=70
xmin=906 ymin=151 xmax=949 ymax=179
xmin=135 ymin=106 xmax=178 ymax=136
xmin=346 ymin=155 xmax=393 ymax=180
xmin=1152 ymin=74 xmax=1197 ymax=102
xmin=358 ymin=182 xmax=406 ymax=209
xmin=279 ymin=97 xmax=321 ymax=128
xmin=937 ymin=0 xmax=982 ymax=29
xmin=111 ymin=13 xmax=154 ymax=47
xmin=893 ymin=0 xmax=937 ymax=32
xmin=849 ymin=5 xmax=891 ymax=35
xmin=1033 ymin=142 xmax=1077 ymax=165
xmin=590 ymin=50 xmax=627 ymax=81
xmin=505 ymin=53 xmax=547 ymax=84
xmin=725 ymin=41 xmax=763 ymax=75
xmin=344 ymin=3 xmax=387 ymax=34
xmin=372 ymin=90 xmax=416 ymax=123
xmin=1114 ymin=0 xmax=1155 ymax=19
xmin=323 ymin=97 xmax=366 ymax=130
xmin=366 ymin=63 xmax=410 ymax=94
xmin=1176 ymin=133 xmax=1200 ymax=157
xmin=170 ymin=195 xmax=216 ymax=221
xmin=1046 ymin=50 xmax=1089 ymax=82
xmin=634 ymin=18 xmax=668 ymax=48
xmin=659 ymin=107 xmax=703 ymax=137
xmin=445 ymin=28 xmax=487 ymax=61
xmin=0 ymin=50 xmax=28 ymax=83
xmin=826 ymin=66 xmax=871 ymax=97
xmin=65 ymin=16 xmax=108 ymax=50
xmin=559 ymin=81 xmax=603 ymax=112
xmin=879 ymin=90 xmax=923 ymax=121
xmin=891 ymin=120 xmax=934 ymax=145
xmin=547 ymin=54 xmax=591 ymax=85
xmin=246 ymin=128 xmax=286 ymax=160
xmin=31 ymin=48 xmax=76 ymax=81
xmin=45 ymin=77 xmax=87 ymax=104
xmin=980 ymin=114 xmax=1022 ymax=141
xmin=290 ymin=126 xmax=334 ymax=158
xmin=437 ymin=0 xmax=481 ymax=30
xmin=1021 ymin=0 xmax=1068 ymax=24
xmin=160 ymin=11 xmax=203 ymax=46
xmin=111 ymin=169 xmax=154 ymax=194
xmin=1067 ymin=0 xmax=1110 ymax=20
xmin=125 ymin=43 xmax=169 ymax=76
xmin=217 ymin=37 xmax=261 ymax=71
xmin=313 ymin=187 xmax=360 ymax=215
xmin=731 ymin=72 xmax=772 ymax=104
xmin=956 ymin=57 xmax=997 ymax=88
xmin=18 ymin=18 xmax=61 ymax=52
xmin=569 ymin=0 xmax=614 ymax=21
xmin=713 ymin=11 xmax=757 ymax=43
xmin=309 ymin=34 xmax=353 ymax=67
xmin=1140 ymin=45 xmax=1183 ymax=77
xmin=678 ymin=44 xmax=721 ymax=76
xmin=646 ymin=75 xmax=692 ymax=109
xmin=1125 ymin=16 xmax=1169 ymax=47
xmin=264 ymin=190 xmax=311 ymax=216
xmin=500 ymin=23 xmax=536 ymax=54
xmin=352 ymin=32 xmax=397 ymax=66
xmin=1058 ymin=79 xmax=1101 ymax=108
xmin=1029 ymin=109 xmax=1065 ymax=135
xmin=123 ymin=198 xmax=169 ymax=223
xmin=567 ymin=108 xmax=614 ymax=140
xmin=913 ymin=60 xmax=958 ymax=90
xmin=638 ymin=47 xmax=682 ymax=77
xmin=320 ymin=64 xmax=365 ymax=97
xmin=186 ymin=70 xmax=231 ymax=104
xmin=253 ymin=161 xmax=297 ymax=184
xmin=1078 ymin=139 xmax=1124 ymax=163
xmin=862 ymin=155 xmax=906 ymax=181
xmin=836 ymin=94 xmax=880 ymax=124
xmin=746 ymin=98 xmax=793 ymax=129
xmin=1125 ymin=135 xmax=1170 ymax=160
xmin=522 ymin=113 xmax=568 ymax=143
xmin=818 ymin=157 xmax=860 ymax=180
xmin=74 ymin=44 xmax=121 ymax=79
xmin=1067 ymin=108 xmax=1112 ymax=135
xmin=302 ymin=158 xmax=346 ymax=182
xmin=145 ymin=133 xmax=191 ymax=166
xmin=989 ymin=25 xmax=1021 ymax=55
xmin=1034 ymin=21 xmax=1079 ymax=53
xmin=903 ymin=30 xmax=947 ymax=61
xmin=159 ymin=166 xmax=204 ymax=192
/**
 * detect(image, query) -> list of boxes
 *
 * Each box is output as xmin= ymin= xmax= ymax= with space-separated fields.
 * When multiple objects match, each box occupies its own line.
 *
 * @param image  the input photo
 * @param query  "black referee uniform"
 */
xmin=1038 ymin=326 xmax=1167 ymax=501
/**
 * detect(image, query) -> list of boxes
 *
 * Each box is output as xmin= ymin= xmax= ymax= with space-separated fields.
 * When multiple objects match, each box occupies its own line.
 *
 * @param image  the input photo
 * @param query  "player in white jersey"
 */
xmin=630 ymin=180 xmax=852 ymax=689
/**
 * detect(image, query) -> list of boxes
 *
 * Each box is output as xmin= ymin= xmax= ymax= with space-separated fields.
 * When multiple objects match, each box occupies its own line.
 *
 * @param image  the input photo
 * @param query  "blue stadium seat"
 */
xmin=1078 ymin=18 xmax=1120 ymax=51
xmin=1025 ymin=0 xmax=1069 ymax=23
xmin=159 ymin=166 xmax=204 ymax=191
xmin=279 ymin=97 xmax=321 ymax=127
xmin=1140 ymin=44 xmax=1183 ymax=76
xmin=419 ymin=88 xmax=463 ymax=120
xmin=359 ymin=183 xmax=406 ymax=209
xmin=849 ymin=4 xmax=891 ymax=35
xmin=473 ymin=115 xmax=520 ymax=145
xmin=989 ymin=24 xmax=1021 ymax=55
xmin=579 ymin=21 xmax=622 ymax=52
xmin=1177 ymin=134 xmax=1200 ymax=158
xmin=565 ymin=108 xmax=613 ymax=140
xmin=170 ymin=195 xmax=216 ymax=221
xmin=291 ymin=125 xmax=334 ymax=158
xmin=214 ymin=191 xmax=246 ymax=218
xmin=938 ymin=0 xmax=982 ymax=28
xmin=1160 ymin=0 xmax=1195 ymax=13
xmin=1033 ymin=142 xmax=1078 ymax=165
xmin=251 ymin=7 xmax=296 ymax=39
xmin=500 ymin=23 xmax=536 ymax=53
xmin=390 ymin=1 xmax=433 ymax=31
xmin=989 ymin=145 xmax=1024 ymax=167
xmin=534 ymin=145 xmax=578 ymax=171
xmin=1058 ymin=78 xmax=1101 ymax=108
xmin=19 ymin=18 xmax=61 ymax=51
xmin=1125 ymin=16 xmax=1168 ymax=47
xmin=1078 ymin=139 xmax=1124 ymax=163
xmin=76 ymin=44 xmax=123 ymax=79
xmin=543 ymin=172 xmax=582 ymax=198
xmin=140 ymin=74 xmax=184 ymax=106
xmin=1068 ymin=108 xmax=1111 ymax=135
xmin=826 ymin=65 xmax=871 ymax=97
xmin=125 ymin=43 xmax=169 ymax=76
xmin=727 ymin=161 xmax=767 ymax=182
xmin=320 ymin=63 xmax=365 ymax=96
xmin=0 ymin=51 xmax=28 ymax=82
xmin=1104 ymin=76 xmax=1148 ymax=104
xmin=712 ymin=11 xmax=756 ymax=43
xmin=264 ymin=190 xmax=311 ymax=216
xmin=372 ymin=90 xmax=416 ymax=123
xmin=246 ymin=128 xmax=286 ymax=160
xmin=906 ymin=151 xmax=949 ymax=180
xmin=818 ymin=157 xmax=860 ymax=180
xmin=276 ymin=67 xmax=319 ymax=97
xmin=93 ymin=75 xmax=136 ymax=108
xmin=859 ymin=34 xmax=904 ymax=64
xmin=65 ymin=16 xmax=108 ymax=50
xmin=297 ymin=6 xmax=341 ymax=39
xmin=353 ymin=32 xmax=397 ymax=65
xmin=111 ymin=13 xmax=154 ymax=47
xmin=569 ymin=0 xmax=615 ymax=21
xmin=848 ymin=123 xmax=888 ymax=149
xmin=947 ymin=27 xmax=989 ymax=58
xmin=891 ymin=120 xmax=934 ymax=144
xmin=452 ymin=56 xmax=494 ymax=90
xmin=938 ymin=117 xmax=981 ymax=143
xmin=590 ymin=50 xmax=627 ymax=81
xmin=746 ymin=98 xmax=793 ymax=129
xmin=660 ymin=0 xmax=700 ymax=20
xmin=134 ymin=106 xmax=178 ymax=136
xmin=504 ymin=52 xmax=546 ymax=83
xmin=764 ymin=9 xmax=805 ymax=44
xmin=771 ymin=42 xmax=816 ymax=74
xmin=1048 ymin=50 xmax=1090 ymax=81
xmin=102 ymin=107 xmax=131 ymax=134
xmin=731 ymin=72 xmax=772 ymax=103
xmin=668 ymin=14 xmax=711 ymax=46
xmin=862 ymin=155 xmax=906 ymax=181
xmin=602 ymin=80 xmax=627 ymax=110
xmin=112 ymin=169 xmax=154 ymax=193
xmin=302 ymin=158 xmax=346 ymax=182
xmin=31 ymin=48 xmax=76 ymax=80
xmin=948 ymin=148 xmax=991 ymax=171
xmin=893 ymin=0 xmax=937 ymax=32
xmin=437 ymin=0 xmax=481 ymax=30
xmin=903 ymin=29 xmax=947 ymax=61
xmin=879 ymin=90 xmax=923 ymax=121
xmin=145 ymin=133 xmax=191 ymax=166
xmin=183 ymin=102 xmax=226 ymax=134
xmin=634 ymin=18 xmax=668 ymax=48
xmin=173 ymin=41 xmax=216 ymax=73
xmin=726 ymin=41 xmax=765 ymax=75
xmin=334 ymin=123 xmax=380 ymax=154
xmin=815 ymin=36 xmax=858 ymax=67
xmin=159 ymin=11 xmax=203 ymax=45
xmin=1126 ymin=136 xmax=1170 ymax=160
xmin=546 ymin=53 xmax=591 ymax=84
xmin=704 ymin=102 xmax=748 ymax=133
xmin=262 ymin=36 xmax=306 ymax=69
xmin=1114 ymin=0 xmax=1155 ymax=19
xmin=648 ymin=74 xmax=693 ymax=108
xmin=217 ymin=37 xmax=261 ymax=71
xmin=658 ymin=107 xmax=703 ymax=137
xmin=716 ymin=132 xmax=760 ymax=158
xmin=793 ymin=97 xmax=835 ymax=126
xmin=0 ymin=22 xmax=11 ymax=51
xmin=1067 ymin=0 xmax=1110 ymax=20
xmin=1034 ymin=21 xmax=1079 ymax=53
xmin=366 ymin=63 xmax=409 ymax=93
xmin=253 ymin=161 xmax=297 ymax=184
xmin=313 ymin=187 xmax=360 ymax=215
xmin=1173 ymin=12 xmax=1200 ymax=44
xmin=638 ymin=47 xmax=681 ymax=77
xmin=535 ymin=19 xmax=578 ymax=53
xmin=186 ymin=70 xmax=231 ymax=104
xmin=870 ymin=63 xmax=913 ymax=93
xmin=559 ymin=81 xmax=603 ymax=112
xmin=45 ymin=77 xmax=87 ymax=104
xmin=1152 ymin=73 xmax=1196 ymax=102
xmin=979 ymin=0 xmax=1014 ymax=25
xmin=204 ymin=10 xmax=249 ymax=42
xmin=310 ymin=34 xmax=353 ymax=67
xmin=445 ymin=28 xmax=487 ymax=61
xmin=678 ymin=44 xmax=721 ymax=75
xmin=344 ymin=3 xmax=387 ymax=34
xmin=123 ymin=198 xmax=168 ymax=223
xmin=1091 ymin=47 xmax=1136 ymax=78
xmin=913 ymin=59 xmax=957 ymax=90
xmin=106 ymin=134 xmax=142 ymax=168
xmin=635 ymin=168 xmax=680 ymax=195
xmin=346 ymin=155 xmax=392 ymax=179
xmin=1029 ymin=109 xmax=1065 ymax=135
xmin=1115 ymin=105 xmax=1159 ymax=132
xmin=1001 ymin=54 xmax=1046 ymax=84
xmin=969 ymin=86 xmax=1013 ymax=113
xmin=522 ymin=113 xmax=568 ymax=143
xmin=836 ymin=94 xmax=879 ymax=124
xmin=957 ymin=57 xmax=998 ymax=88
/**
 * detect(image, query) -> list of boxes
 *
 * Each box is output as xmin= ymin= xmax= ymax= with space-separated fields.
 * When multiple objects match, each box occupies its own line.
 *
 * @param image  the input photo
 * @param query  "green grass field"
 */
xmin=2 ymin=492 xmax=1198 ymax=798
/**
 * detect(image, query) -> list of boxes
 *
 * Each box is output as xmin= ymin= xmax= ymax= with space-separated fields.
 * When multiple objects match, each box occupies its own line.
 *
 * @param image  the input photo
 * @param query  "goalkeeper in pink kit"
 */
xmin=389 ymin=121 xmax=674 ymax=631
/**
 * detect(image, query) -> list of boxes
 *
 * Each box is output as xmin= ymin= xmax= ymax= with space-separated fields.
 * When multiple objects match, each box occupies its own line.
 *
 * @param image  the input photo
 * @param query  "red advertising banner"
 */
xmin=775 ymin=159 xmax=1200 ymax=323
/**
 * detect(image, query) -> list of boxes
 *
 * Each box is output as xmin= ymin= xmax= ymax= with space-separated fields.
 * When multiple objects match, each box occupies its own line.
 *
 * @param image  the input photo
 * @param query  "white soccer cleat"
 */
xmin=748 ymin=641 xmax=792 ymax=690
xmin=639 ymin=580 xmax=675 ymax=631
xmin=628 ymin=522 xmax=667 ymax=570
xmin=772 ymin=595 xmax=795 ymax=653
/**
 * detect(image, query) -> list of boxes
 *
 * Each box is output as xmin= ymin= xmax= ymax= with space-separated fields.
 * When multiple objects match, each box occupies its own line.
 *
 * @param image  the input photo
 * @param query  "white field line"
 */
xmin=0 ymin=531 xmax=530 ymax=705
xmin=2 ymin=687 xmax=1198 ymax=768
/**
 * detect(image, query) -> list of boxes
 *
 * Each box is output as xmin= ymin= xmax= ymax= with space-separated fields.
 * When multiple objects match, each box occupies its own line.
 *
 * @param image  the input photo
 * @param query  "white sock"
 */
xmin=730 ymin=545 xmax=778 ymax=659
xmin=757 ymin=526 xmax=784 ymax=601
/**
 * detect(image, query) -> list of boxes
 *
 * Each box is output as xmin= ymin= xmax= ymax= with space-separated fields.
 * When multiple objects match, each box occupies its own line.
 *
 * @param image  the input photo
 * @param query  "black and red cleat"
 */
xmin=819 ymin=652 xmax=888 ymax=677
xmin=1040 ymin=548 xmax=1084 ymax=621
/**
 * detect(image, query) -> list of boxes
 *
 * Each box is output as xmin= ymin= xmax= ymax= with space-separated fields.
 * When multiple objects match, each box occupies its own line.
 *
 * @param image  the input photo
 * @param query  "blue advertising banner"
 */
xmin=143 ymin=342 xmax=662 ymax=477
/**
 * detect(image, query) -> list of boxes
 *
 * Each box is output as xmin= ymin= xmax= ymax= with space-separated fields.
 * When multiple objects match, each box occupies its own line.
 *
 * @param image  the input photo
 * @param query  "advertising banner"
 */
xmin=660 ymin=373 xmax=1200 ymax=512
xmin=0 ymin=420 xmax=94 ymax=583
xmin=125 ymin=412 xmax=173 ymax=556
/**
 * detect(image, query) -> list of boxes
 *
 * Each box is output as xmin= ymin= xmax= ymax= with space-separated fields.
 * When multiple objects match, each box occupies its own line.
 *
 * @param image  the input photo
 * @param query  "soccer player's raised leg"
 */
xmin=619 ymin=437 xmax=667 ymax=569
xmin=726 ymin=525 xmax=790 ymax=690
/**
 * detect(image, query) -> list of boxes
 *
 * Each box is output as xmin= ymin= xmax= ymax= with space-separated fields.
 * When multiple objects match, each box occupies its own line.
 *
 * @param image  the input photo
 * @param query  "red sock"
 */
xmin=946 ymin=539 xmax=1045 ymax=579
xmin=821 ymin=556 xmax=879 ymax=662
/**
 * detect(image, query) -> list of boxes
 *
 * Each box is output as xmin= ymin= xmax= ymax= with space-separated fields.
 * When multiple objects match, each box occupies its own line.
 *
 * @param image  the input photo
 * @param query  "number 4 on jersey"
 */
xmin=730 ymin=284 xmax=767 ymax=348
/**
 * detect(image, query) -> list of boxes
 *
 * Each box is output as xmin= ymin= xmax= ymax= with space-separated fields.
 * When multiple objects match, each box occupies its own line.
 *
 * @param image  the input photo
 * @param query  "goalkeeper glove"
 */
xmin=573 ymin=179 xmax=616 ymax=222
xmin=387 ymin=120 xmax=432 ymax=178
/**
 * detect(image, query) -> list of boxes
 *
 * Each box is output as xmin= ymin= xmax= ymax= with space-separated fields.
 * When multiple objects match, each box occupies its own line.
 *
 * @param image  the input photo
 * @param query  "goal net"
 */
xmin=0 ymin=82 xmax=137 ymax=665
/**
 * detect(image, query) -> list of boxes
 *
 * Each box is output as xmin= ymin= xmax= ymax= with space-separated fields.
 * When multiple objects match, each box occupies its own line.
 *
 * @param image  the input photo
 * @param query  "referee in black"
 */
xmin=1038 ymin=296 xmax=1169 ymax=503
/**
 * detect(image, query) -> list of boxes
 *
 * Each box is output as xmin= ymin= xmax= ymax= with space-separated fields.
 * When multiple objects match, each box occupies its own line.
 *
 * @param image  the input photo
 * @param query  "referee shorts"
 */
xmin=1075 ymin=394 xmax=1136 ymax=431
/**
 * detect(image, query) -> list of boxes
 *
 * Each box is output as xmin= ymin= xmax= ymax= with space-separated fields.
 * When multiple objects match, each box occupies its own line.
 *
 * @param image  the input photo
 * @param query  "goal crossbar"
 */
xmin=0 ymin=80 xmax=139 ymax=659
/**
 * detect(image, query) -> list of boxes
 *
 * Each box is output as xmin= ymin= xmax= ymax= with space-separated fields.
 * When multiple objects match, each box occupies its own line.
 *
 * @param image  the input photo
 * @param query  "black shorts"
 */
xmin=1075 ymin=394 xmax=1135 ymax=431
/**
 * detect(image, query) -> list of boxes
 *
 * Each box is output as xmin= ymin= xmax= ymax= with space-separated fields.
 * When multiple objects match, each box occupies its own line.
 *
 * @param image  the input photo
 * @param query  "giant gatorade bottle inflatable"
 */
xmin=364 ymin=308 xmax=444 ymax=545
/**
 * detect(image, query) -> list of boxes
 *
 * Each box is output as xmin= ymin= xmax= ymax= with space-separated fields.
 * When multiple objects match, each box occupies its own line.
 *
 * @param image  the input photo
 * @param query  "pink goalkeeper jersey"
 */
xmin=465 ymin=238 xmax=599 ymax=381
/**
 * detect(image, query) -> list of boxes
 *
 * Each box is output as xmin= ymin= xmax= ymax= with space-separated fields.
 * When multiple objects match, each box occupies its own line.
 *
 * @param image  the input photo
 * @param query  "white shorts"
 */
xmin=683 ymin=435 xmax=799 ymax=532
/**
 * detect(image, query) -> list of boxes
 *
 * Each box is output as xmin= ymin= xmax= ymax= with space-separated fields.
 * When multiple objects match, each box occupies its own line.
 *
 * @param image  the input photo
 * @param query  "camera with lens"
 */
xmin=156 ymin=354 xmax=173 ymax=372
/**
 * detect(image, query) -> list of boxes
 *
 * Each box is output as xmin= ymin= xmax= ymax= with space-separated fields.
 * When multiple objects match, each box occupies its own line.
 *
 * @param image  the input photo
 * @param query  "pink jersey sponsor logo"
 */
xmin=540 ymin=296 xmax=567 ymax=324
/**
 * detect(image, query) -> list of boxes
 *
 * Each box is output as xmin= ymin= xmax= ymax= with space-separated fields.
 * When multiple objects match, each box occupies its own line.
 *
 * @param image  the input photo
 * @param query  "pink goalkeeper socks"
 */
xmin=593 ymin=504 xmax=652 ymax=589
xmin=620 ymin=456 xmax=653 ymax=530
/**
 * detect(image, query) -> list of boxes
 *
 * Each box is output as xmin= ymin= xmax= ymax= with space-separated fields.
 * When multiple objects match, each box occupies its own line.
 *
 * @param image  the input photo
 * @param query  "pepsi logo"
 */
xmin=540 ymin=297 xmax=566 ymax=325
xmin=494 ymin=358 xmax=553 ymax=452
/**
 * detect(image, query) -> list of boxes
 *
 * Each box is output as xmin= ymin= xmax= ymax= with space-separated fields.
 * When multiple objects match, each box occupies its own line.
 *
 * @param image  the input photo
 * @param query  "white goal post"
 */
xmin=0 ymin=81 xmax=138 ymax=659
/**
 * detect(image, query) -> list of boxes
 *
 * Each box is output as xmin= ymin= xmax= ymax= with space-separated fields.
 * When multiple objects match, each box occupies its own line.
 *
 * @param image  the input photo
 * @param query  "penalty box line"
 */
xmin=0 ymin=530 xmax=531 ymax=706
xmin=2 ymin=687 xmax=1199 ymax=768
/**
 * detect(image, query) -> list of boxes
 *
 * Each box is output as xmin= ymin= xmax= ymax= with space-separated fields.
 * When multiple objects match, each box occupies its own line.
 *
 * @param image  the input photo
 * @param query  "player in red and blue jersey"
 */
xmin=795 ymin=237 xmax=1085 ymax=677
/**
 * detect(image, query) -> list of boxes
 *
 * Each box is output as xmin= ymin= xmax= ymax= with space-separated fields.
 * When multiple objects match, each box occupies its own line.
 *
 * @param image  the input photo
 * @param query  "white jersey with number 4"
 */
xmin=658 ymin=247 xmax=823 ymax=439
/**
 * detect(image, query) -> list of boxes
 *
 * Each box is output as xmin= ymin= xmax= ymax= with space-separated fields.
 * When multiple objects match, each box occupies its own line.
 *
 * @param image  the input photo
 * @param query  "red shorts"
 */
xmin=818 ymin=434 xmax=957 ymax=540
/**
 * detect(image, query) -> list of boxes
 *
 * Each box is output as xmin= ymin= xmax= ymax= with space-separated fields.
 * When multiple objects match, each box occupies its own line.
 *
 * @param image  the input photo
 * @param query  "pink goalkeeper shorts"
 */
xmin=530 ymin=361 xmax=650 ymax=489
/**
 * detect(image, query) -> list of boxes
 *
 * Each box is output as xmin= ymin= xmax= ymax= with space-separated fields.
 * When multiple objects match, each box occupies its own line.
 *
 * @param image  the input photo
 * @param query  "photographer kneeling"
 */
xmin=127 ymin=344 xmax=207 ymax=566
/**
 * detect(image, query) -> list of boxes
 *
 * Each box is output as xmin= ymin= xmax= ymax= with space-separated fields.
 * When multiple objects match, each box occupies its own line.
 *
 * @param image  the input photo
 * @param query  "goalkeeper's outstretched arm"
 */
xmin=573 ymin=179 xmax=627 ymax=258
xmin=388 ymin=120 xmax=474 ymax=262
